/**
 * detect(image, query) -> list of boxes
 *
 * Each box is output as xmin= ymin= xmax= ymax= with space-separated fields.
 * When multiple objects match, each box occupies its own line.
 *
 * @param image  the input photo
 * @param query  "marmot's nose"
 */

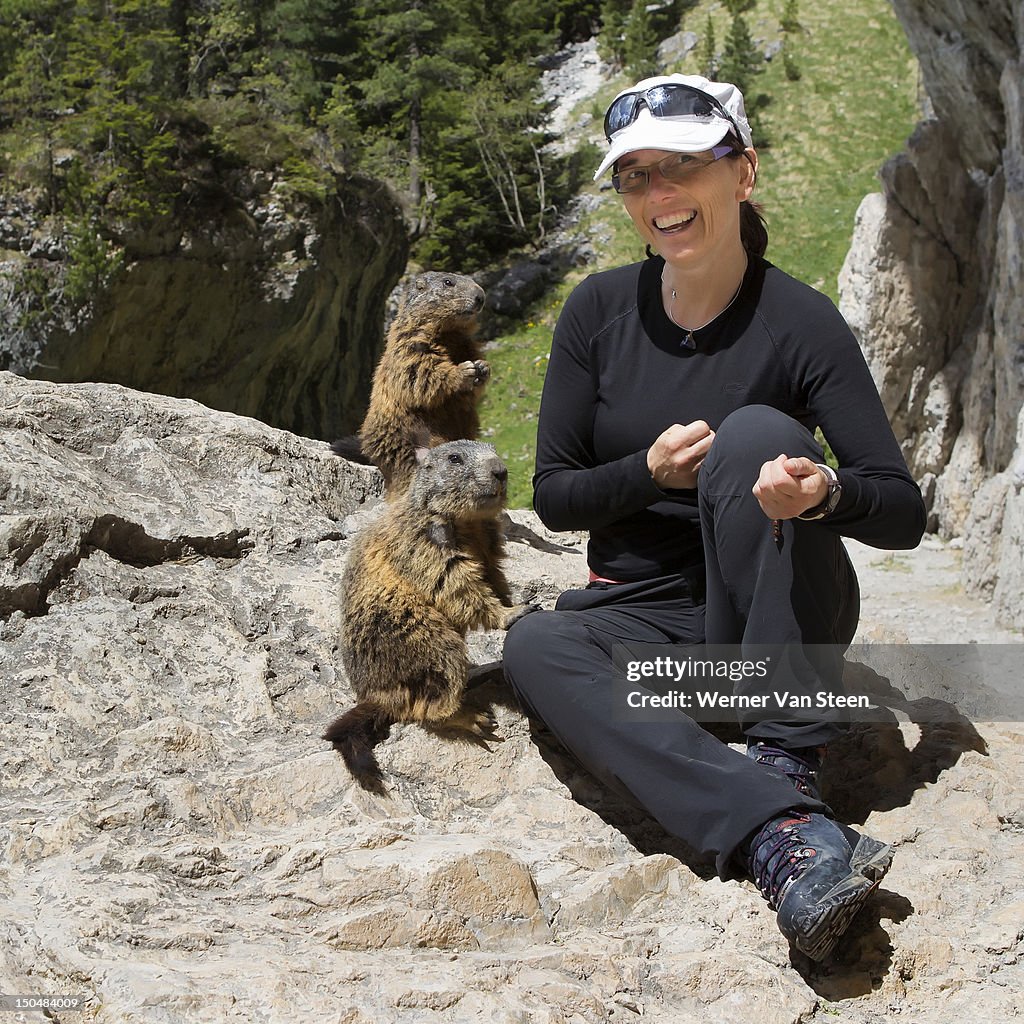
xmin=493 ymin=464 xmax=508 ymax=484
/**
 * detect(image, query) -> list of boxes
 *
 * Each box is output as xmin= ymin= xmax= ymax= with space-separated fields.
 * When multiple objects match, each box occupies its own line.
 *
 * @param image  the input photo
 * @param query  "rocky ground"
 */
xmin=1 ymin=373 xmax=1021 ymax=1023
xmin=539 ymin=38 xmax=606 ymax=157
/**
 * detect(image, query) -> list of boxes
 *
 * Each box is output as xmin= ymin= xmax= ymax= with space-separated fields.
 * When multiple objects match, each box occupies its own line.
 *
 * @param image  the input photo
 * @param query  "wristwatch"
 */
xmin=797 ymin=464 xmax=842 ymax=521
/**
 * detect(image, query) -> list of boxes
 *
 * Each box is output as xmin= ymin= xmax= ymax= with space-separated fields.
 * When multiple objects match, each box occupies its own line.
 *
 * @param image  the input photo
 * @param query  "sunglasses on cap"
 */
xmin=603 ymin=83 xmax=743 ymax=143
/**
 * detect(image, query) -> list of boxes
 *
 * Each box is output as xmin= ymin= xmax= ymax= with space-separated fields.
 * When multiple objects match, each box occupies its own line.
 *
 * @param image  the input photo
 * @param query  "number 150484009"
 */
xmin=0 ymin=994 xmax=89 ymax=1012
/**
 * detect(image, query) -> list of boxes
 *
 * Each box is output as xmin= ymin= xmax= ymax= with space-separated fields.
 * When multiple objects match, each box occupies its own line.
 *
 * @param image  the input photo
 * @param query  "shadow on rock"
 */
xmin=794 ymin=888 xmax=914 ymax=999
xmin=525 ymin=715 xmax=718 ymax=880
xmin=523 ymin=710 xmax=908 ymax=986
xmin=466 ymin=660 xmax=527 ymax=706
xmin=824 ymin=662 xmax=988 ymax=824
xmin=469 ymin=660 xmax=714 ymax=878
xmin=502 ymin=517 xmax=583 ymax=555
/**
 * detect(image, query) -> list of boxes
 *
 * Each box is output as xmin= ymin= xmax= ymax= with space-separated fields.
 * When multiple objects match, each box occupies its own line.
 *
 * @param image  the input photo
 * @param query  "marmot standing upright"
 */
xmin=323 ymin=440 xmax=531 ymax=792
xmin=332 ymin=272 xmax=489 ymax=492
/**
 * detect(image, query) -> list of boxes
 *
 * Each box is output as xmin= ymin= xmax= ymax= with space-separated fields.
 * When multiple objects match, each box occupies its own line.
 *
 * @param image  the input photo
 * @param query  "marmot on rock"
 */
xmin=323 ymin=440 xmax=532 ymax=792
xmin=331 ymin=272 xmax=489 ymax=493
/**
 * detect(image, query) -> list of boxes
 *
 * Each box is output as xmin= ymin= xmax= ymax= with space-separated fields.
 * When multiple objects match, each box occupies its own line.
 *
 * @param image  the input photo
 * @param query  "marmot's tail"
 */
xmin=322 ymin=703 xmax=393 ymax=793
xmin=330 ymin=434 xmax=372 ymax=464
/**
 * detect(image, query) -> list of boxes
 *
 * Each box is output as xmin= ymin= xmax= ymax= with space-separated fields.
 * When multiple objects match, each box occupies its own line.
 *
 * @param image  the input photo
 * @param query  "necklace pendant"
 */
xmin=681 ymin=331 xmax=696 ymax=350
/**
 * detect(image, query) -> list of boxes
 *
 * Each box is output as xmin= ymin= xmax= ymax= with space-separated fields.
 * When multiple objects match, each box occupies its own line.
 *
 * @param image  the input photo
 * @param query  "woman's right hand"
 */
xmin=647 ymin=421 xmax=715 ymax=490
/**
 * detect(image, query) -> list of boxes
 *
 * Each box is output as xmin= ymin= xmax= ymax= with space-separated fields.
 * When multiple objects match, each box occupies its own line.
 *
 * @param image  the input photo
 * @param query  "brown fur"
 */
xmin=336 ymin=272 xmax=488 ymax=493
xmin=323 ymin=441 xmax=531 ymax=791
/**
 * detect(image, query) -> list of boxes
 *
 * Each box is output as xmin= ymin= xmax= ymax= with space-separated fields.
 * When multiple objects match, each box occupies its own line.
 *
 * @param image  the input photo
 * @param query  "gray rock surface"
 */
xmin=838 ymin=0 xmax=1024 ymax=628
xmin=1 ymin=373 xmax=1022 ymax=1023
xmin=540 ymin=38 xmax=608 ymax=157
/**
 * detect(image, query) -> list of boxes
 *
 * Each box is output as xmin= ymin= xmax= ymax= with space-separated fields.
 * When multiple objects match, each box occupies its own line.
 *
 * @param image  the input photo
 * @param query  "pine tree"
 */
xmin=55 ymin=0 xmax=184 ymax=232
xmin=597 ymin=0 xmax=629 ymax=69
xmin=318 ymin=79 xmax=362 ymax=169
xmin=719 ymin=10 xmax=759 ymax=97
xmin=477 ymin=0 xmax=559 ymax=58
xmin=781 ymin=0 xmax=801 ymax=35
xmin=623 ymin=0 xmax=658 ymax=80
xmin=0 ymin=0 xmax=73 ymax=211
xmin=698 ymin=12 xmax=716 ymax=79
xmin=780 ymin=0 xmax=802 ymax=82
xmin=466 ymin=61 xmax=553 ymax=244
xmin=782 ymin=45 xmax=801 ymax=81
xmin=348 ymin=0 xmax=482 ymax=239
xmin=183 ymin=0 xmax=257 ymax=98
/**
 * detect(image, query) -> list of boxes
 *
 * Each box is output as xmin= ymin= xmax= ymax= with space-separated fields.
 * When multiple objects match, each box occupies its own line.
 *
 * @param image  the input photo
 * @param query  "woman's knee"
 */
xmin=706 ymin=405 xmax=822 ymax=477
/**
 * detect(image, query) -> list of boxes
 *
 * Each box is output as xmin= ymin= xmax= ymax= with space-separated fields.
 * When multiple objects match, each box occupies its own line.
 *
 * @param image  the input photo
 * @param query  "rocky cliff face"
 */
xmin=2 ymin=372 xmax=1022 ymax=1022
xmin=838 ymin=0 xmax=1024 ymax=626
xmin=0 ymin=172 xmax=408 ymax=441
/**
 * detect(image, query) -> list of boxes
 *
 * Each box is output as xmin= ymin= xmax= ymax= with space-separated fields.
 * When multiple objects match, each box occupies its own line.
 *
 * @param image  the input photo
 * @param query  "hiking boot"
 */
xmin=745 ymin=811 xmax=892 ymax=961
xmin=747 ymin=740 xmax=826 ymax=802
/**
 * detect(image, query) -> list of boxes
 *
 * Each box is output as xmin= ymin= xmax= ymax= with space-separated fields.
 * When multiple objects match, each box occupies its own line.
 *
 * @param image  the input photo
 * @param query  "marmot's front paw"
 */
xmin=457 ymin=360 xmax=479 ymax=390
xmin=471 ymin=360 xmax=490 ymax=386
xmin=499 ymin=603 xmax=539 ymax=630
xmin=439 ymin=707 xmax=502 ymax=746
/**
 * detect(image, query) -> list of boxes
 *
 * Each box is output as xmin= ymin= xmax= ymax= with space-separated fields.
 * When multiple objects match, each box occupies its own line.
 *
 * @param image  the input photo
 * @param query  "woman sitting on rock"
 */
xmin=503 ymin=73 xmax=926 ymax=961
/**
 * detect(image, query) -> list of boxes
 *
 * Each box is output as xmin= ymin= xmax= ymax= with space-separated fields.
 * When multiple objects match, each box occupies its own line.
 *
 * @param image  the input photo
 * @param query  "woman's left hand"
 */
xmin=752 ymin=454 xmax=829 ymax=519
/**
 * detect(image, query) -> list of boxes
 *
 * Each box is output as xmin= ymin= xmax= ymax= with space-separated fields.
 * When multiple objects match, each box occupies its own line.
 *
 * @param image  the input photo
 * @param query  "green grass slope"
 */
xmin=481 ymin=0 xmax=920 ymax=509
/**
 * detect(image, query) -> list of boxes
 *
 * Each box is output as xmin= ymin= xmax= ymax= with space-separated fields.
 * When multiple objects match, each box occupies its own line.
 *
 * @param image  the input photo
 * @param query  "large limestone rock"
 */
xmin=838 ymin=0 xmax=1024 ymax=627
xmin=0 ymin=171 xmax=408 ymax=441
xmin=1 ymin=373 xmax=1022 ymax=1022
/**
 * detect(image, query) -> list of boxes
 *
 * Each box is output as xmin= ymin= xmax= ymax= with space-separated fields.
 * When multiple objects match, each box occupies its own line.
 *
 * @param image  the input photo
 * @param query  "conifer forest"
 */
xmin=0 ymin=1 xmax=699 ymax=276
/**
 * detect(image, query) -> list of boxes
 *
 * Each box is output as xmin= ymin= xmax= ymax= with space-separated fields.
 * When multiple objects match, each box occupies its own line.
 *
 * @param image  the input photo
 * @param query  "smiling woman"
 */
xmin=502 ymin=72 xmax=927 ymax=964
xmin=619 ymin=138 xmax=752 ymax=335
xmin=601 ymin=78 xmax=765 ymax=341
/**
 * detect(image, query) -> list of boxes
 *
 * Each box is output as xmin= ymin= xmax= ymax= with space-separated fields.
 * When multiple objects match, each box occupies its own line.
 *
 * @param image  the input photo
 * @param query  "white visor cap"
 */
xmin=594 ymin=74 xmax=753 ymax=181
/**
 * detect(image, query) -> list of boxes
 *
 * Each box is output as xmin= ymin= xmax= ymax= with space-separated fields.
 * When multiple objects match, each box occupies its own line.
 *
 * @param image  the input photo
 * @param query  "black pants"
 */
xmin=503 ymin=406 xmax=860 ymax=878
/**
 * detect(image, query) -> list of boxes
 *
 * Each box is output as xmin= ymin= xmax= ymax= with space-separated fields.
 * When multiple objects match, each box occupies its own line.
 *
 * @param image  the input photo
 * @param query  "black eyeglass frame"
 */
xmin=610 ymin=144 xmax=737 ymax=195
xmin=603 ymin=83 xmax=744 ymax=145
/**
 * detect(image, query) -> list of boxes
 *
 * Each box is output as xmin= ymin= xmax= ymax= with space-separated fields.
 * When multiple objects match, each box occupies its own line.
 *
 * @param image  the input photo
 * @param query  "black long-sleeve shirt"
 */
xmin=533 ymin=255 xmax=926 ymax=582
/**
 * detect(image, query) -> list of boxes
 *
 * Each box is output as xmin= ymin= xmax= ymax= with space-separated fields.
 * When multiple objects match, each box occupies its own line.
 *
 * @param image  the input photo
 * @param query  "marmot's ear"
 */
xmin=414 ymin=444 xmax=430 ymax=465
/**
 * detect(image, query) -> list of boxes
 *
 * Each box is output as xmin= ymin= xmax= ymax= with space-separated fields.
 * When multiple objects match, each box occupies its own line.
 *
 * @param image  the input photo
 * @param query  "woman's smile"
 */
xmin=653 ymin=210 xmax=697 ymax=233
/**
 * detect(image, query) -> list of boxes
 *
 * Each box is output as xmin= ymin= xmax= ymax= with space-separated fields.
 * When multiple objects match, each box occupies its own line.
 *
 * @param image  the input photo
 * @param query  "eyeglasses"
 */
xmin=611 ymin=145 xmax=735 ymax=194
xmin=604 ymin=83 xmax=743 ymax=143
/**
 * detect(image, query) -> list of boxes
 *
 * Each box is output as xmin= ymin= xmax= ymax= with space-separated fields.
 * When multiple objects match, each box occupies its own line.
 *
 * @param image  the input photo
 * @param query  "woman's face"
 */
xmin=618 ymin=147 xmax=756 ymax=268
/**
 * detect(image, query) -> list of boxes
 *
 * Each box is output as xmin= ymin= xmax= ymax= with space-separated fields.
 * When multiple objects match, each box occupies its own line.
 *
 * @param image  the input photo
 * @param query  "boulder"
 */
xmin=1 ymin=372 xmax=1021 ymax=1022
xmin=838 ymin=0 xmax=1024 ymax=628
xmin=0 ymin=172 xmax=408 ymax=442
